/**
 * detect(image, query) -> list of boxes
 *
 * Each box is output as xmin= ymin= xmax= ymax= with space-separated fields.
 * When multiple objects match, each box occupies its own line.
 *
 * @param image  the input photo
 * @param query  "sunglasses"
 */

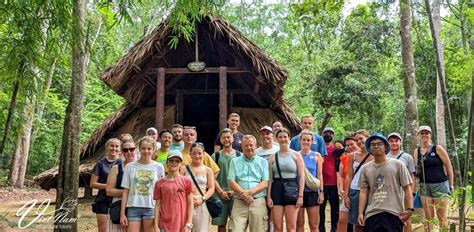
xmin=122 ymin=147 xmax=136 ymax=153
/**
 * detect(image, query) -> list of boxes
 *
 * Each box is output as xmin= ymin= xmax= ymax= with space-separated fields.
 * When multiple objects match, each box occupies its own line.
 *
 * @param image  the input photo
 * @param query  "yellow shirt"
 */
xmin=181 ymin=149 xmax=220 ymax=174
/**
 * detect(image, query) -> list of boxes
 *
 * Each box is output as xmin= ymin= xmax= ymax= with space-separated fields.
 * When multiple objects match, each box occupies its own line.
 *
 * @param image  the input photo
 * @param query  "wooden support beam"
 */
xmin=176 ymin=89 xmax=183 ymax=124
xmin=148 ymin=67 xmax=248 ymax=74
xmin=219 ymin=66 xmax=228 ymax=130
xmin=179 ymin=89 xmax=251 ymax=94
xmin=254 ymin=81 xmax=260 ymax=94
xmin=156 ymin=68 xmax=165 ymax=132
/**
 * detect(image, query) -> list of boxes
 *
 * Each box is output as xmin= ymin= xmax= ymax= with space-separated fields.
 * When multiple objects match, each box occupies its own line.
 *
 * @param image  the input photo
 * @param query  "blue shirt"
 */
xmin=290 ymin=134 xmax=327 ymax=156
xmin=301 ymin=151 xmax=318 ymax=192
xmin=227 ymin=155 xmax=269 ymax=199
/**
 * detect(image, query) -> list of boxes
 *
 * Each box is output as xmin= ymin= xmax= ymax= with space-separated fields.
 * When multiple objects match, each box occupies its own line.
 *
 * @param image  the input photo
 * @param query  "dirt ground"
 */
xmin=0 ymin=185 xmax=470 ymax=231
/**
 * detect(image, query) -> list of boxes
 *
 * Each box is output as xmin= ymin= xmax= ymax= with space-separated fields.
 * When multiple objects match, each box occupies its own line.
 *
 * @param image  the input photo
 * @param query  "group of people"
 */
xmin=89 ymin=113 xmax=454 ymax=232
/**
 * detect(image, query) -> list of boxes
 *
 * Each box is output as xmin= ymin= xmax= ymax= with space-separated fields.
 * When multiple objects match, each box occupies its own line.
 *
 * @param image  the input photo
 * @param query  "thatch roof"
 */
xmin=34 ymin=15 xmax=301 ymax=190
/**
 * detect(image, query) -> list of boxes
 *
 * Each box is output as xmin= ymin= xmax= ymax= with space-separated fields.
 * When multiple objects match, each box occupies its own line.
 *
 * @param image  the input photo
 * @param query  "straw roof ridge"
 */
xmin=100 ymin=15 xmax=289 ymax=103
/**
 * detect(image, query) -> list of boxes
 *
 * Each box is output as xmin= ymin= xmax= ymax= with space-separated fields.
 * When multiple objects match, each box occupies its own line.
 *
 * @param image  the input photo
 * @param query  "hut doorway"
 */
xmin=183 ymin=93 xmax=219 ymax=154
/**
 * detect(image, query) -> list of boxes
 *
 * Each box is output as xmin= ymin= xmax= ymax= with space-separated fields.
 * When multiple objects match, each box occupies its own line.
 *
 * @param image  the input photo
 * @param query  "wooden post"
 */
xmin=176 ymin=89 xmax=183 ymax=124
xmin=83 ymin=185 xmax=93 ymax=199
xmin=219 ymin=66 xmax=228 ymax=130
xmin=156 ymin=67 xmax=165 ymax=132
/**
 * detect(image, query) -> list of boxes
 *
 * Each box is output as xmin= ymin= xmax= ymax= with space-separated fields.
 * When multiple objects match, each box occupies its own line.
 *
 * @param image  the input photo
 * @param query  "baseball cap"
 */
xmin=387 ymin=132 xmax=402 ymax=141
xmin=146 ymin=127 xmax=158 ymax=134
xmin=260 ymin=126 xmax=273 ymax=133
xmin=418 ymin=125 xmax=432 ymax=134
xmin=167 ymin=150 xmax=183 ymax=161
xmin=322 ymin=127 xmax=335 ymax=133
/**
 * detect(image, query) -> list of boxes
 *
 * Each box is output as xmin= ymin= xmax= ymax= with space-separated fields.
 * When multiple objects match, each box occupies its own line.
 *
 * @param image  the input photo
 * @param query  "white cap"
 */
xmin=146 ymin=127 xmax=158 ymax=134
xmin=167 ymin=150 xmax=183 ymax=161
xmin=387 ymin=132 xmax=402 ymax=141
xmin=418 ymin=126 xmax=432 ymax=134
xmin=260 ymin=126 xmax=273 ymax=133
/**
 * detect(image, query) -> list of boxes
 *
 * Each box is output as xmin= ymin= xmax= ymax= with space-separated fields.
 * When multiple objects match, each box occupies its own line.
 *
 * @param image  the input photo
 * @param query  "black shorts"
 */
xmin=271 ymin=178 xmax=298 ymax=206
xmin=364 ymin=212 xmax=403 ymax=232
xmin=92 ymin=197 xmax=111 ymax=215
xmin=302 ymin=191 xmax=318 ymax=208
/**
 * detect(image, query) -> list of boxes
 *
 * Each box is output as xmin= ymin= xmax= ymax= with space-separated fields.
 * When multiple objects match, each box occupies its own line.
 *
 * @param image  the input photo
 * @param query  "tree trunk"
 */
xmin=30 ymin=58 xmax=57 ymax=146
xmin=54 ymin=0 xmax=87 ymax=230
xmin=10 ymin=96 xmax=35 ymax=188
xmin=425 ymin=0 xmax=462 ymax=186
xmin=436 ymin=77 xmax=446 ymax=147
xmin=430 ymin=0 xmax=447 ymax=148
xmin=400 ymin=0 xmax=419 ymax=154
xmin=8 ymin=13 xmax=50 ymax=188
xmin=1 ymin=80 xmax=20 ymax=170
xmin=463 ymin=17 xmax=474 ymax=232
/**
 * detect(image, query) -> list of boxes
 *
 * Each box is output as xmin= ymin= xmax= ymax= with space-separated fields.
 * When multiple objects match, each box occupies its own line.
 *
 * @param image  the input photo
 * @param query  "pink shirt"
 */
xmin=153 ymin=175 xmax=193 ymax=232
xmin=323 ymin=143 xmax=337 ymax=185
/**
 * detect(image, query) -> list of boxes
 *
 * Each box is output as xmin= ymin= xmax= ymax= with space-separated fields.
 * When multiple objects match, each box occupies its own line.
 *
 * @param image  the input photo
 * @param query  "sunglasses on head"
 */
xmin=122 ymin=147 xmax=136 ymax=153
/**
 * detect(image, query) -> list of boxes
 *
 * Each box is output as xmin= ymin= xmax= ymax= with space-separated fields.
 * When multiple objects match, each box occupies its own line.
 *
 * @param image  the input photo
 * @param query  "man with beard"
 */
xmin=255 ymin=126 xmax=279 ymax=160
xmin=170 ymin=124 xmax=184 ymax=151
xmin=320 ymin=127 xmax=339 ymax=232
xmin=214 ymin=113 xmax=244 ymax=152
xmin=211 ymin=128 xmax=242 ymax=232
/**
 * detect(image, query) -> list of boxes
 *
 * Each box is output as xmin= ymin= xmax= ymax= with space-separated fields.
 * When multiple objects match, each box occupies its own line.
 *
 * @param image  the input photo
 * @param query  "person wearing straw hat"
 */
xmin=357 ymin=133 xmax=414 ymax=232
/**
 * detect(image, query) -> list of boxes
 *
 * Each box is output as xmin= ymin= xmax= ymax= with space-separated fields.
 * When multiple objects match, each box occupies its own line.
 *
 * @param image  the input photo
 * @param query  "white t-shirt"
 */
xmin=255 ymin=145 xmax=279 ymax=160
xmin=121 ymin=161 xmax=164 ymax=208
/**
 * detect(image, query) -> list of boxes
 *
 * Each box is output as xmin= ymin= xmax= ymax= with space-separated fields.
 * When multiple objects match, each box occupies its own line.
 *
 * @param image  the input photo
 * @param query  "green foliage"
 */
xmin=0 ymin=1 xmax=472 ymax=178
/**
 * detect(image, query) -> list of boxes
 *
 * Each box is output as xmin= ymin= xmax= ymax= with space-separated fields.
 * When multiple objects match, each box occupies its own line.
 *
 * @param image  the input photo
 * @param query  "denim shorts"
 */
xmin=348 ymin=188 xmax=360 ymax=225
xmin=420 ymin=180 xmax=450 ymax=198
xmin=126 ymin=207 xmax=154 ymax=221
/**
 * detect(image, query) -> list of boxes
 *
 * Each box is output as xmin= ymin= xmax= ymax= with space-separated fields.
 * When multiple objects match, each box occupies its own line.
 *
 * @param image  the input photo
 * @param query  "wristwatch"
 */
xmin=406 ymin=208 xmax=415 ymax=212
xmin=202 ymin=196 xmax=207 ymax=201
xmin=186 ymin=223 xmax=193 ymax=229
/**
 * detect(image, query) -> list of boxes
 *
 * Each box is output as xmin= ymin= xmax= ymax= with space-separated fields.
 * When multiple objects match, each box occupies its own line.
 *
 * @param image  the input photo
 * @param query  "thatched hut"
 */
xmin=34 ymin=15 xmax=300 ymax=190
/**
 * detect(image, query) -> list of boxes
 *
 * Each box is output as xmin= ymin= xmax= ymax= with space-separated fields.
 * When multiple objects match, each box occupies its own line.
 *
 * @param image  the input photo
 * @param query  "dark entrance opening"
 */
xmin=183 ymin=94 xmax=219 ymax=154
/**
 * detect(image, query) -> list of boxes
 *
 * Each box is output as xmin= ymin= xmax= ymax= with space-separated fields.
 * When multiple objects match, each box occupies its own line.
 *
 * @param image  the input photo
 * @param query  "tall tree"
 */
xmin=426 ymin=0 xmax=447 ymax=148
xmin=400 ymin=0 xmax=419 ymax=154
xmin=425 ymin=0 xmax=462 ymax=186
xmin=9 ymin=18 xmax=50 ymax=188
xmin=54 ymin=0 xmax=87 ymax=230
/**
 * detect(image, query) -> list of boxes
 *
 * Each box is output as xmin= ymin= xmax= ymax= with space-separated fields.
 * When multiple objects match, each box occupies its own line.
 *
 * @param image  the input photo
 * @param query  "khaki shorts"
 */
xmin=229 ymin=198 xmax=268 ymax=232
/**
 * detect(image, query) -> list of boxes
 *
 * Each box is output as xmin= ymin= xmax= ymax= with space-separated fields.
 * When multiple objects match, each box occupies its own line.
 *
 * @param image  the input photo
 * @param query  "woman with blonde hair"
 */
xmin=90 ymin=138 xmax=122 ymax=232
xmin=120 ymin=136 xmax=164 ymax=232
xmin=267 ymin=128 xmax=306 ymax=232
xmin=414 ymin=126 xmax=454 ymax=231
xmin=296 ymin=130 xmax=324 ymax=232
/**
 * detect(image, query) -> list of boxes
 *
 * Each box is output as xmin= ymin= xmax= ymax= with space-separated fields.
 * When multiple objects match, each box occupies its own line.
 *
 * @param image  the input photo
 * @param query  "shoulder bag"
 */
xmin=276 ymin=152 xmax=299 ymax=202
xmin=186 ymin=165 xmax=223 ymax=218
xmin=303 ymin=152 xmax=320 ymax=190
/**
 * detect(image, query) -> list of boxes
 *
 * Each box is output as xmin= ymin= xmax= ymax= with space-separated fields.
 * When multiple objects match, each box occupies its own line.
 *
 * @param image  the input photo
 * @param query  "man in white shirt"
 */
xmin=255 ymin=126 xmax=279 ymax=160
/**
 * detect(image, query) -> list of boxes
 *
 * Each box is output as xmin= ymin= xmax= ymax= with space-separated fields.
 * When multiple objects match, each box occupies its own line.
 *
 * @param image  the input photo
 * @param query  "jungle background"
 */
xmin=0 ymin=0 xmax=473 ymax=231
